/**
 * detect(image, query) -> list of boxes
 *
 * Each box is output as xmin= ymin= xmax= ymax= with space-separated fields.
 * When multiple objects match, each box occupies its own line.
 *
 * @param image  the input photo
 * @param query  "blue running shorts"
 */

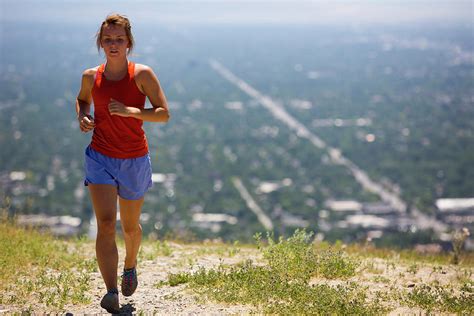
xmin=84 ymin=145 xmax=153 ymax=200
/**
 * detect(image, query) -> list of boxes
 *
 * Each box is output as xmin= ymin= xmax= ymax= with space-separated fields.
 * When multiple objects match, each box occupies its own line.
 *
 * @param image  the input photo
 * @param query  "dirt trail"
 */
xmin=63 ymin=242 xmax=258 ymax=315
xmin=1 ymin=241 xmax=471 ymax=315
xmin=0 ymin=241 xmax=258 ymax=315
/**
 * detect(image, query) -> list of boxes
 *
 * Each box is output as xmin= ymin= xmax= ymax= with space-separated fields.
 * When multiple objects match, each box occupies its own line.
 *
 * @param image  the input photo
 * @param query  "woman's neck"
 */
xmin=104 ymin=58 xmax=129 ymax=77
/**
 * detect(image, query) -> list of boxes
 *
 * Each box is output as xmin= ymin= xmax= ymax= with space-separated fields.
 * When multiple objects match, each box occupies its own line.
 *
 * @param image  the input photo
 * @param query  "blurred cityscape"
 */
xmin=1 ymin=1 xmax=473 ymax=251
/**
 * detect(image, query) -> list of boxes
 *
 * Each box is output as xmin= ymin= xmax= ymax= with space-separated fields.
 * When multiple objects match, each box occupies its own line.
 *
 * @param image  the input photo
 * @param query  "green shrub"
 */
xmin=404 ymin=283 xmax=474 ymax=314
xmin=258 ymin=229 xmax=358 ymax=280
xmin=164 ymin=229 xmax=381 ymax=314
xmin=317 ymin=248 xmax=358 ymax=279
xmin=259 ymin=230 xmax=318 ymax=283
xmin=168 ymin=272 xmax=190 ymax=286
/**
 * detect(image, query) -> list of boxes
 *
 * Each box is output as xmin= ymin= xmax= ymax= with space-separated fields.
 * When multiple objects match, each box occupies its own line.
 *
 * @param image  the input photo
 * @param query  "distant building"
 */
xmin=280 ymin=212 xmax=310 ymax=228
xmin=325 ymin=200 xmax=362 ymax=212
xmin=344 ymin=214 xmax=390 ymax=229
xmin=192 ymin=212 xmax=238 ymax=225
xmin=16 ymin=214 xmax=82 ymax=237
xmin=362 ymin=202 xmax=397 ymax=215
xmin=443 ymin=215 xmax=474 ymax=225
xmin=436 ymin=198 xmax=474 ymax=214
xmin=191 ymin=212 xmax=239 ymax=233
xmin=436 ymin=198 xmax=474 ymax=231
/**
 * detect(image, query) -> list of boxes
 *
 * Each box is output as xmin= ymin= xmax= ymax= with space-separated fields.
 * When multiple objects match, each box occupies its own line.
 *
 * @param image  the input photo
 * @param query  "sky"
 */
xmin=1 ymin=0 xmax=472 ymax=26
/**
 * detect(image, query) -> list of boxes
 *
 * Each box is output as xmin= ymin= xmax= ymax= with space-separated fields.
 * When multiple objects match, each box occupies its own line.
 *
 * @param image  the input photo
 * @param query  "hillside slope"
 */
xmin=1 ymin=223 xmax=472 ymax=314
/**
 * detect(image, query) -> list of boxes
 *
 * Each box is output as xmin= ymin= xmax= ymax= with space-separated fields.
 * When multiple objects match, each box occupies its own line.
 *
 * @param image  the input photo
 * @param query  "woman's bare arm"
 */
xmin=76 ymin=69 xmax=96 ymax=132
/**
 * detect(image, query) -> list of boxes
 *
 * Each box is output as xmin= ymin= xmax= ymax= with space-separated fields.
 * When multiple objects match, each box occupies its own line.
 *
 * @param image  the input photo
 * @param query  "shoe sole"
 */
xmin=122 ymin=286 xmax=137 ymax=297
xmin=100 ymin=297 xmax=120 ymax=314
xmin=100 ymin=304 xmax=120 ymax=314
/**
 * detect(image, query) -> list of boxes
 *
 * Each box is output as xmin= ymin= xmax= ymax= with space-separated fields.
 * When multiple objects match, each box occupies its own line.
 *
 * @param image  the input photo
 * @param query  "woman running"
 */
xmin=75 ymin=13 xmax=170 ymax=313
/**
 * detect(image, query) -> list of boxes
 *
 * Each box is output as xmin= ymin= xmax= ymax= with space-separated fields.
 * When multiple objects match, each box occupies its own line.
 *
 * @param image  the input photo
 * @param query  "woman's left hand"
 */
xmin=108 ymin=98 xmax=138 ymax=117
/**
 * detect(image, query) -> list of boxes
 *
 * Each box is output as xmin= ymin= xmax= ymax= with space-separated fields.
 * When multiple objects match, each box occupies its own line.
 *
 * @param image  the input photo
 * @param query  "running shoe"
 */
xmin=100 ymin=290 xmax=120 ymax=314
xmin=121 ymin=267 xmax=138 ymax=297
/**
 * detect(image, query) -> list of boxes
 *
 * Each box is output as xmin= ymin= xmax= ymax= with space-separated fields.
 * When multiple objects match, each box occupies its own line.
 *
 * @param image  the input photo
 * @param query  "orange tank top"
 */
xmin=91 ymin=61 xmax=148 ymax=159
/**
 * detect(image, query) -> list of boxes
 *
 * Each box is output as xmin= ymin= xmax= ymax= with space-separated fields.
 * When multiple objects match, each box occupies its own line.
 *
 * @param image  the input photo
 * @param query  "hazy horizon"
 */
xmin=1 ymin=0 xmax=472 ymax=26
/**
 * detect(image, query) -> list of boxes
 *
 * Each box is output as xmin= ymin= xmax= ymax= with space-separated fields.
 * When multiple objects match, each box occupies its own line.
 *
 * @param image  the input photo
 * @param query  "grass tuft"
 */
xmin=0 ymin=218 xmax=95 ymax=310
xmin=256 ymin=229 xmax=358 ymax=281
xmin=159 ymin=229 xmax=381 ymax=314
xmin=404 ymin=283 xmax=474 ymax=314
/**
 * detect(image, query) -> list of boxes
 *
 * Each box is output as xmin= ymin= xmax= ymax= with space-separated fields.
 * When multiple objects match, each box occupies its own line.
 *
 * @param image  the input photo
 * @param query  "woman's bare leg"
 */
xmin=88 ymin=184 xmax=119 ymax=291
xmin=119 ymin=196 xmax=144 ymax=269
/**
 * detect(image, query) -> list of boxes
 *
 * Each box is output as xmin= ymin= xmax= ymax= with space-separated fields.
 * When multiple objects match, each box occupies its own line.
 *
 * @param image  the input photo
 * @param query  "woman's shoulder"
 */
xmin=83 ymin=65 xmax=101 ymax=75
xmin=81 ymin=65 xmax=101 ymax=81
xmin=134 ymin=63 xmax=158 ymax=86
xmin=134 ymin=63 xmax=154 ymax=76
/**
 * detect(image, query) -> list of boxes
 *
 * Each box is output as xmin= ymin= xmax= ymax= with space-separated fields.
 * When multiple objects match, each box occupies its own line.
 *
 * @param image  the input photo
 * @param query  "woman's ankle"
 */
xmin=124 ymin=258 xmax=137 ymax=270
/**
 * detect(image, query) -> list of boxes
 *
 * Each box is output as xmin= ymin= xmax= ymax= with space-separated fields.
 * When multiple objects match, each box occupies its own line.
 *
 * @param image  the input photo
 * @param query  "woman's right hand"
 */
xmin=78 ymin=113 xmax=95 ymax=133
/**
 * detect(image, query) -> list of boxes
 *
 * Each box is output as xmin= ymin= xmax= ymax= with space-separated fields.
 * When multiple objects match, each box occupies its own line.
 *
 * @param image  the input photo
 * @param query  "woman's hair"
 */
xmin=96 ymin=13 xmax=134 ymax=55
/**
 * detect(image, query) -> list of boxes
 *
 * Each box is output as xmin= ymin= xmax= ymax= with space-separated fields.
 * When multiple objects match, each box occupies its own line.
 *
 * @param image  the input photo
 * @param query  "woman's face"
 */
xmin=100 ymin=25 xmax=130 ymax=58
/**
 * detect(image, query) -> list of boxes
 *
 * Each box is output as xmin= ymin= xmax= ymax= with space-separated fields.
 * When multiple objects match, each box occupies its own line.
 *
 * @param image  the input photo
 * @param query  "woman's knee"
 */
xmin=122 ymin=223 xmax=142 ymax=237
xmin=97 ymin=218 xmax=117 ymax=235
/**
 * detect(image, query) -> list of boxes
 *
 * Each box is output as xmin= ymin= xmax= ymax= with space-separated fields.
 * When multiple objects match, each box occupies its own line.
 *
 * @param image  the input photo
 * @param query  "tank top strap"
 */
xmin=128 ymin=61 xmax=135 ymax=80
xmin=95 ymin=63 xmax=105 ymax=85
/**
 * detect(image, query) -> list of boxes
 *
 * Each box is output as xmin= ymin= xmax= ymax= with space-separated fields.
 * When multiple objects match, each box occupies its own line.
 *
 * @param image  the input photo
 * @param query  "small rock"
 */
xmin=407 ymin=283 xmax=415 ymax=288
